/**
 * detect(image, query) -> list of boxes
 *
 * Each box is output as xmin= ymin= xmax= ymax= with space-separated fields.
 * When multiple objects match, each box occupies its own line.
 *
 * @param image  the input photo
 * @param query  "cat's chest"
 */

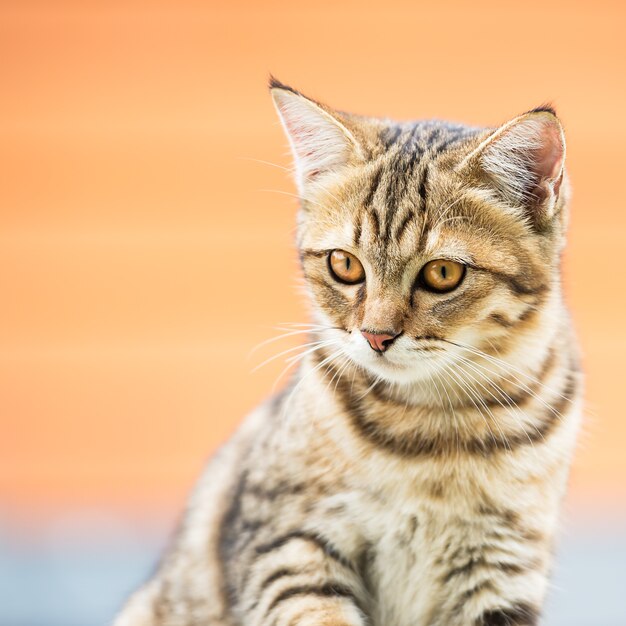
xmin=351 ymin=464 xmax=494 ymax=626
xmin=362 ymin=500 xmax=444 ymax=626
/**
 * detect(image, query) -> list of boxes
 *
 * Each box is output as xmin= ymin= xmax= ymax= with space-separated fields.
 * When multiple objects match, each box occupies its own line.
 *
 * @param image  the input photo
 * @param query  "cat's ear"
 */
xmin=270 ymin=78 xmax=364 ymax=194
xmin=465 ymin=108 xmax=566 ymax=228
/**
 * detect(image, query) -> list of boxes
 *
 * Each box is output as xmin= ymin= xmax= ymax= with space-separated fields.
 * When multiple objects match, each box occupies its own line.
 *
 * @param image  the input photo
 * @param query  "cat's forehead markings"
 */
xmin=423 ymin=230 xmax=473 ymax=262
xmin=424 ymin=228 xmax=443 ymax=255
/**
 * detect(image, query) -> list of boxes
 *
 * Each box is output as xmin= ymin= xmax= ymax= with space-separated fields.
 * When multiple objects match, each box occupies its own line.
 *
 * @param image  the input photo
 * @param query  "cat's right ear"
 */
xmin=270 ymin=77 xmax=364 ymax=195
xmin=460 ymin=108 xmax=567 ymax=230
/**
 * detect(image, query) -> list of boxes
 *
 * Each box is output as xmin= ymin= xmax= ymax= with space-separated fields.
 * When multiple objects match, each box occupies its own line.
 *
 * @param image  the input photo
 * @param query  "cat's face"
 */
xmin=271 ymin=80 xmax=568 ymax=386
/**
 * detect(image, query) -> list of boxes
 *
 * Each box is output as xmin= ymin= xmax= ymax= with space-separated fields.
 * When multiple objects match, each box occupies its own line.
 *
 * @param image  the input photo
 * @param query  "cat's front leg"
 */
xmin=234 ymin=531 xmax=369 ymax=626
xmin=429 ymin=510 xmax=552 ymax=626
xmin=434 ymin=564 xmax=546 ymax=626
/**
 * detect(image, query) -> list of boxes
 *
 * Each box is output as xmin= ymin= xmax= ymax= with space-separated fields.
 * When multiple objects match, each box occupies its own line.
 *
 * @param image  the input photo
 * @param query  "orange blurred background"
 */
xmin=0 ymin=2 xmax=625 ymax=622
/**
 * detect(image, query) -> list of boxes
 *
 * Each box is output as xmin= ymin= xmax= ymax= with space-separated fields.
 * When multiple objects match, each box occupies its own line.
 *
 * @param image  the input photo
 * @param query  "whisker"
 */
xmin=258 ymin=188 xmax=328 ymax=212
xmin=427 ymin=358 xmax=470 ymax=457
xmin=454 ymin=356 xmax=538 ymax=452
xmin=327 ymin=355 xmax=353 ymax=398
xmin=270 ymin=358 xmax=301 ymax=395
xmin=442 ymin=338 xmax=573 ymax=405
xmin=355 ymin=373 xmax=383 ymax=402
xmin=421 ymin=359 xmax=447 ymax=413
xmin=430 ymin=360 xmax=457 ymax=418
xmin=284 ymin=339 xmax=341 ymax=366
xmin=434 ymin=215 xmax=471 ymax=229
xmin=252 ymin=339 xmax=336 ymax=373
xmin=441 ymin=358 xmax=507 ymax=452
xmin=275 ymin=321 xmax=340 ymax=330
xmin=283 ymin=347 xmax=345 ymax=414
xmin=238 ymin=156 xmax=292 ymax=172
xmin=456 ymin=353 xmax=560 ymax=462
xmin=431 ymin=191 xmax=467 ymax=231
xmin=452 ymin=341 xmax=570 ymax=419
xmin=428 ymin=357 xmax=464 ymax=455
xmin=248 ymin=328 xmax=320 ymax=358
xmin=268 ymin=340 xmax=340 ymax=394
xmin=458 ymin=353 xmax=566 ymax=427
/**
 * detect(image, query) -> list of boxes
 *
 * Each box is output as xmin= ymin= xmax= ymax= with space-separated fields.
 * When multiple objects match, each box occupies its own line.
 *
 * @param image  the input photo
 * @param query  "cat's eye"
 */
xmin=420 ymin=259 xmax=465 ymax=293
xmin=328 ymin=250 xmax=365 ymax=284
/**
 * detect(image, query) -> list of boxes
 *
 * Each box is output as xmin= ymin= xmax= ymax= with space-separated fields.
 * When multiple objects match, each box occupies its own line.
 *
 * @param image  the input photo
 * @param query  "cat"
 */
xmin=114 ymin=78 xmax=582 ymax=626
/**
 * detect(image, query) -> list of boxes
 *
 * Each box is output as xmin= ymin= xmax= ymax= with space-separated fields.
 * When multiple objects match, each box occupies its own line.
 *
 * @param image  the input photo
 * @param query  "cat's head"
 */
xmin=270 ymin=78 xmax=569 ymax=386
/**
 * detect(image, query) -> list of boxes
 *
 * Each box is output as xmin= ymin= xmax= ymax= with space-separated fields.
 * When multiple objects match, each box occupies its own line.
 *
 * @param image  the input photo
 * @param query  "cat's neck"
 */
xmin=299 ymin=317 xmax=572 ymax=460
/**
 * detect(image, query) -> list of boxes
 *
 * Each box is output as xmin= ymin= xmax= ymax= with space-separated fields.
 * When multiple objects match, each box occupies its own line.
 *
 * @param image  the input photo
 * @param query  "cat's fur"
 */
xmin=114 ymin=79 xmax=582 ymax=626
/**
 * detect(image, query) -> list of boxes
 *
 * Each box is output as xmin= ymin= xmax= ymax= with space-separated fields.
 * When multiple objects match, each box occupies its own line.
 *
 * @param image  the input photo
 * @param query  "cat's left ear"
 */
xmin=270 ymin=78 xmax=364 ymax=195
xmin=465 ymin=108 xmax=566 ymax=229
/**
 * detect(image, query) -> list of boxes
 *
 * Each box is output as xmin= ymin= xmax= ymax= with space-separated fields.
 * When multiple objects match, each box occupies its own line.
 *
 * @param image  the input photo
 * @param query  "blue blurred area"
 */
xmin=1 ymin=511 xmax=625 ymax=626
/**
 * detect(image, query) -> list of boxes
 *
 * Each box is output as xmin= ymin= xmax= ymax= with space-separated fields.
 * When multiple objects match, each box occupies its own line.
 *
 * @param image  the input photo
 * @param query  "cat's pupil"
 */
xmin=441 ymin=266 xmax=447 ymax=279
xmin=346 ymin=258 xmax=351 ymax=270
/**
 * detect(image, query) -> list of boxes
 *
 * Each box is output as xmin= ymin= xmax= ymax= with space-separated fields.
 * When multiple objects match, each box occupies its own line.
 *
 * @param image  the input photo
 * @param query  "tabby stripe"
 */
xmin=265 ymin=582 xmax=362 ymax=617
xmin=488 ymin=307 xmax=537 ymax=328
xmin=453 ymin=580 xmax=496 ymax=613
xmin=544 ymin=365 xmax=578 ymax=420
xmin=401 ymin=124 xmax=421 ymax=155
xmin=466 ymin=261 xmax=549 ymax=298
xmin=381 ymin=205 xmax=394 ymax=245
xmin=490 ymin=366 xmax=577 ymax=449
xmin=477 ymin=346 xmax=556 ymax=410
xmin=363 ymin=168 xmax=382 ymax=208
xmin=306 ymin=275 xmax=350 ymax=306
xmin=383 ymin=174 xmax=402 ymax=236
xmin=432 ymin=134 xmax=465 ymax=156
xmin=431 ymin=286 xmax=489 ymax=316
xmin=368 ymin=208 xmax=381 ymax=238
xmin=480 ymin=266 xmax=548 ymax=297
xmin=258 ymin=568 xmax=301 ymax=593
xmin=355 ymin=284 xmax=366 ymax=307
xmin=399 ymin=138 xmax=423 ymax=199
xmin=517 ymin=306 xmax=536 ymax=323
xmin=353 ymin=213 xmax=363 ymax=245
xmin=219 ymin=471 xmax=248 ymax=558
xmin=299 ymin=248 xmax=327 ymax=259
xmin=475 ymin=603 xmax=539 ymax=626
xmin=383 ymin=129 xmax=420 ymax=228
xmin=218 ymin=470 xmax=251 ymax=607
xmin=245 ymin=480 xmax=306 ymax=501
xmin=394 ymin=209 xmax=416 ymax=242
xmin=442 ymin=557 xmax=527 ymax=584
xmin=255 ymin=530 xmax=356 ymax=572
xmin=418 ymin=165 xmax=429 ymax=211
xmin=488 ymin=312 xmax=516 ymax=328
xmin=426 ymin=127 xmax=442 ymax=147
xmin=505 ymin=278 xmax=548 ymax=297
xmin=318 ymin=347 xmax=575 ymax=458
xmin=380 ymin=124 xmax=402 ymax=148
xmin=246 ymin=567 xmax=305 ymax=613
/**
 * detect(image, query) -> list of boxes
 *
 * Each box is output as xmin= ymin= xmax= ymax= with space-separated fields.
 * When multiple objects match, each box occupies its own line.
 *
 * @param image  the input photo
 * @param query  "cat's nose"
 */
xmin=360 ymin=330 xmax=401 ymax=353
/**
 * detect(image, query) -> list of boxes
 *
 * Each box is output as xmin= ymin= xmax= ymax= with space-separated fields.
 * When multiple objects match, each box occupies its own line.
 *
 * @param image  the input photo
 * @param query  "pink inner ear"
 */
xmin=534 ymin=122 xmax=564 ymax=182
xmin=284 ymin=121 xmax=310 ymax=149
xmin=278 ymin=106 xmax=334 ymax=181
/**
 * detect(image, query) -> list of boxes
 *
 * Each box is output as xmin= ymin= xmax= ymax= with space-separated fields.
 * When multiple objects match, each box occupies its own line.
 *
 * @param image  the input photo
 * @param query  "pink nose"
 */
xmin=360 ymin=330 xmax=400 ymax=353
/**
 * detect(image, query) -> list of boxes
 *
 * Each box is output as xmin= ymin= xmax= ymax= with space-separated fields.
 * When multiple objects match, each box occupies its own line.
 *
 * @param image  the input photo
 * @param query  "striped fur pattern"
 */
xmin=114 ymin=80 xmax=582 ymax=626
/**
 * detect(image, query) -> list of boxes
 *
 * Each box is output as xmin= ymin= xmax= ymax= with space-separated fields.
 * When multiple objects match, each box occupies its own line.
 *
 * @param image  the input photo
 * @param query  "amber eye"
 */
xmin=328 ymin=250 xmax=365 ymax=284
xmin=420 ymin=259 xmax=466 ymax=293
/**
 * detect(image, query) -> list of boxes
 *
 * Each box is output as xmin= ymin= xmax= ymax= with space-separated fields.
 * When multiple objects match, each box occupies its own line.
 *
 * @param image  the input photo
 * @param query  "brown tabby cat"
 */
xmin=114 ymin=78 xmax=582 ymax=626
